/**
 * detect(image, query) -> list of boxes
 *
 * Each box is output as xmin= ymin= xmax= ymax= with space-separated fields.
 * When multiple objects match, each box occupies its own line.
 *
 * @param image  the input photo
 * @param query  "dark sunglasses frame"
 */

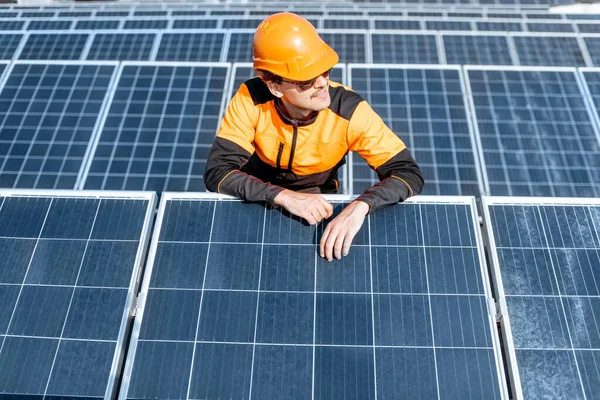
xmin=279 ymin=69 xmax=332 ymax=91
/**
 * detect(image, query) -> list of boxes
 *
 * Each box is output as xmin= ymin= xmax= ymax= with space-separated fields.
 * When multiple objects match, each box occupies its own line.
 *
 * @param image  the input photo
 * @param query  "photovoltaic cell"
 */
xmin=225 ymin=32 xmax=252 ymax=62
xmin=584 ymin=38 xmax=600 ymax=67
xmin=372 ymin=34 xmax=439 ymax=64
xmin=578 ymin=24 xmax=600 ymax=34
xmin=373 ymin=19 xmax=421 ymax=30
xmin=155 ymin=32 xmax=224 ymax=62
xmin=26 ymin=20 xmax=73 ymax=30
xmin=582 ymin=70 xmax=600 ymax=113
xmin=425 ymin=20 xmax=472 ymax=31
xmin=133 ymin=10 xmax=168 ymax=16
xmin=0 ymin=20 xmax=25 ymax=31
xmin=527 ymin=22 xmax=575 ymax=33
xmin=74 ymin=19 xmax=121 ymax=30
xmin=484 ymin=199 xmax=600 ymax=400
xmin=476 ymin=21 xmax=523 ymax=31
xmin=18 ymin=33 xmax=89 ymax=60
xmin=443 ymin=35 xmax=514 ymax=65
xmin=87 ymin=33 xmax=156 ymax=61
xmin=123 ymin=19 xmax=168 ymax=30
xmin=350 ymin=67 xmax=481 ymax=195
xmin=513 ymin=36 xmax=587 ymax=66
xmin=58 ymin=11 xmax=92 ymax=17
xmin=221 ymin=18 xmax=262 ymax=29
xmin=320 ymin=32 xmax=367 ymax=63
xmin=0 ymin=62 xmax=117 ymax=189
xmin=21 ymin=11 xmax=54 ymax=18
xmin=323 ymin=19 xmax=369 ymax=30
xmin=171 ymin=10 xmax=206 ymax=16
xmin=0 ymin=192 xmax=153 ymax=399
xmin=467 ymin=68 xmax=600 ymax=197
xmin=121 ymin=195 xmax=507 ymax=400
xmin=96 ymin=11 xmax=130 ymax=17
xmin=83 ymin=64 xmax=228 ymax=191
xmin=0 ymin=34 xmax=23 ymax=60
xmin=171 ymin=19 xmax=217 ymax=29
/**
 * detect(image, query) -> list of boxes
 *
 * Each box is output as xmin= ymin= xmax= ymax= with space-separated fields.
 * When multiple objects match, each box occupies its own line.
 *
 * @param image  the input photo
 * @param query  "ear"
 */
xmin=265 ymin=80 xmax=284 ymax=98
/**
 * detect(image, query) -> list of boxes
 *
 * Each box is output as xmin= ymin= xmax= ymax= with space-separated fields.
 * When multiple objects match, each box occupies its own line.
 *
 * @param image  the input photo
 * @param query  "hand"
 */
xmin=320 ymin=200 xmax=369 ymax=262
xmin=273 ymin=189 xmax=334 ymax=225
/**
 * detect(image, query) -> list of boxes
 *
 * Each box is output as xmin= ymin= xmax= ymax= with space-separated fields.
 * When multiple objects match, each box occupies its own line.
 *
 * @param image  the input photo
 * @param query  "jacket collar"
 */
xmin=274 ymin=98 xmax=318 ymax=127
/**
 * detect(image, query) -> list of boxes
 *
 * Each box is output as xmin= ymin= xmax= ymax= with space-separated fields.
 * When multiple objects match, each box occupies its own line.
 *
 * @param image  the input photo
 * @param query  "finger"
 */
xmin=319 ymin=197 xmax=334 ymax=218
xmin=341 ymin=230 xmax=356 ymax=257
xmin=333 ymin=230 xmax=346 ymax=260
xmin=315 ymin=203 xmax=328 ymax=221
xmin=320 ymin=224 xmax=331 ymax=257
xmin=325 ymin=228 xmax=338 ymax=262
xmin=304 ymin=213 xmax=317 ymax=226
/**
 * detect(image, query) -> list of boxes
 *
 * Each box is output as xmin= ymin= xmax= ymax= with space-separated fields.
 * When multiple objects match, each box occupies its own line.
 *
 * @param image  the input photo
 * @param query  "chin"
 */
xmin=310 ymin=97 xmax=331 ymax=111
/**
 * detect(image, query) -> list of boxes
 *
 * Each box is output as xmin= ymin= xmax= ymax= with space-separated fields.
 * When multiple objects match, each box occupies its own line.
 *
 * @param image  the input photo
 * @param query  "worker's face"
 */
xmin=273 ymin=71 xmax=331 ymax=118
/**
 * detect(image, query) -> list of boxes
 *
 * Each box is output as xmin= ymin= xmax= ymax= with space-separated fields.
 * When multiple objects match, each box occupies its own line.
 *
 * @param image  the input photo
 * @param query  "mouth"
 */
xmin=312 ymin=89 xmax=328 ymax=99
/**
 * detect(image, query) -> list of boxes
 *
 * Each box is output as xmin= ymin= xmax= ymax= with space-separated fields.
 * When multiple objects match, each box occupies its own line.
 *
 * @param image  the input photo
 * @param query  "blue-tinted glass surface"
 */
xmin=350 ymin=68 xmax=480 ymax=195
xmin=436 ymin=349 xmax=502 ymax=399
xmin=139 ymin=289 xmax=202 ymax=340
xmin=123 ymin=19 xmax=168 ymax=29
xmin=58 ymin=11 xmax=91 ymax=17
xmin=323 ymin=18 xmax=369 ymax=29
xmin=514 ymin=36 xmax=586 ymax=66
xmin=476 ymin=21 xmax=523 ymax=31
xmin=96 ymin=11 xmax=130 ymax=17
xmin=222 ymin=18 xmax=262 ymax=29
xmin=19 ymin=33 xmax=89 ymax=60
xmin=74 ymin=19 xmax=121 ymax=30
xmin=226 ymin=31 xmax=252 ymax=62
xmin=0 ymin=63 xmax=114 ymax=188
xmin=87 ymin=33 xmax=155 ymax=61
xmin=469 ymin=69 xmax=600 ymax=196
xmin=376 ymin=348 xmax=437 ymax=400
xmin=155 ymin=32 xmax=224 ymax=61
xmin=0 ymin=337 xmax=58 ymax=393
xmin=252 ymin=345 xmax=312 ymax=400
xmin=314 ymin=346 xmax=375 ymax=400
xmin=84 ymin=65 xmax=227 ymax=191
xmin=0 ymin=20 xmax=25 ymax=31
xmin=133 ymin=10 xmax=167 ymax=16
xmin=373 ymin=19 xmax=420 ymax=30
xmin=372 ymin=34 xmax=439 ymax=64
xmin=27 ymin=19 xmax=73 ymax=30
xmin=320 ymin=32 xmax=366 ymax=63
xmin=172 ymin=18 xmax=217 ymax=29
xmin=579 ymin=23 xmax=600 ymax=33
xmin=443 ymin=35 xmax=514 ymax=65
xmin=0 ymin=34 xmax=23 ymax=60
xmin=425 ymin=20 xmax=472 ymax=31
xmin=0 ymin=196 xmax=51 ymax=237
xmin=527 ymin=22 xmax=575 ymax=32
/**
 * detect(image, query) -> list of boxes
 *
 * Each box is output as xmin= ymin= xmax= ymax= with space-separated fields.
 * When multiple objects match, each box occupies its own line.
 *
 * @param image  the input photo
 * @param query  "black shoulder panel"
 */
xmin=328 ymin=85 xmax=364 ymax=121
xmin=244 ymin=77 xmax=275 ymax=105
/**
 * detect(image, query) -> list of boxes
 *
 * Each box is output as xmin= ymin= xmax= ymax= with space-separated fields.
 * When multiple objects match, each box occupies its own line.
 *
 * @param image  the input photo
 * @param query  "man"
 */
xmin=204 ymin=12 xmax=423 ymax=261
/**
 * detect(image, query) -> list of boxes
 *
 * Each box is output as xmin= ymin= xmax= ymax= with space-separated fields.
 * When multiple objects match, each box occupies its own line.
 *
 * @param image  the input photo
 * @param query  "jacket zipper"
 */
xmin=276 ymin=142 xmax=284 ymax=170
xmin=288 ymin=124 xmax=298 ymax=171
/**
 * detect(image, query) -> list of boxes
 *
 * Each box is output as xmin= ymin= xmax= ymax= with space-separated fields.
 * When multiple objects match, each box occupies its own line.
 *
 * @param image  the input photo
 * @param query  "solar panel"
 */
xmin=349 ymin=66 xmax=482 ymax=195
xmin=57 ymin=11 xmax=92 ymax=17
xmin=328 ymin=11 xmax=365 ymax=16
xmin=18 ymin=33 xmax=89 ymax=61
xmin=81 ymin=62 xmax=229 ymax=191
xmin=581 ymin=69 xmax=600 ymax=113
xmin=371 ymin=33 xmax=440 ymax=64
xmin=74 ymin=19 xmax=121 ymax=30
xmin=526 ymin=12 xmax=563 ymax=19
xmin=0 ymin=34 xmax=23 ymax=60
xmin=476 ymin=21 xmax=523 ymax=32
xmin=96 ymin=11 xmax=130 ymax=17
xmin=87 ymin=33 xmax=156 ymax=61
xmin=0 ymin=190 xmax=155 ymax=399
xmin=527 ymin=22 xmax=575 ymax=33
xmin=513 ymin=35 xmax=587 ymax=67
xmin=0 ymin=12 xmax=18 ymax=18
xmin=567 ymin=14 xmax=600 ymax=20
xmin=210 ymin=10 xmax=245 ymax=16
xmin=372 ymin=19 xmax=421 ymax=30
xmin=424 ymin=20 xmax=473 ymax=31
xmin=466 ymin=67 xmax=600 ymax=197
xmin=319 ymin=31 xmax=367 ymax=63
xmin=0 ymin=21 xmax=25 ymax=31
xmin=225 ymin=31 xmax=252 ymax=63
xmin=123 ymin=19 xmax=168 ymax=30
xmin=221 ymin=18 xmax=262 ymax=29
xmin=483 ymin=197 xmax=600 ymax=400
xmin=21 ymin=11 xmax=54 ymax=18
xmin=488 ymin=12 xmax=523 ymax=19
xmin=369 ymin=11 xmax=405 ymax=16
xmin=408 ymin=10 xmax=443 ymax=17
xmin=134 ymin=10 xmax=168 ymax=16
xmin=120 ymin=194 xmax=508 ymax=400
xmin=171 ymin=10 xmax=207 ymax=16
xmin=172 ymin=19 xmax=218 ymax=29
xmin=26 ymin=20 xmax=74 ymax=31
xmin=583 ymin=38 xmax=600 ymax=67
xmin=442 ymin=34 xmax=515 ymax=65
xmin=0 ymin=62 xmax=118 ymax=189
xmin=448 ymin=11 xmax=483 ymax=18
xmin=578 ymin=24 xmax=600 ymax=34
xmin=323 ymin=18 xmax=370 ymax=30
xmin=155 ymin=32 xmax=225 ymax=62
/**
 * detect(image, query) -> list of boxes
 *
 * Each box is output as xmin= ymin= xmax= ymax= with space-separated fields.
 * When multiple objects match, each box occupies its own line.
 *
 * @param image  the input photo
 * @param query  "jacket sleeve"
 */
xmin=203 ymin=84 xmax=285 ymax=204
xmin=348 ymin=101 xmax=424 ymax=212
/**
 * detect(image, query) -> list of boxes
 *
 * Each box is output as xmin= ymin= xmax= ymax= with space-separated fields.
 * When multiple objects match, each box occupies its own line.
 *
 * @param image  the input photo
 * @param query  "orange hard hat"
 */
xmin=253 ymin=12 xmax=339 ymax=81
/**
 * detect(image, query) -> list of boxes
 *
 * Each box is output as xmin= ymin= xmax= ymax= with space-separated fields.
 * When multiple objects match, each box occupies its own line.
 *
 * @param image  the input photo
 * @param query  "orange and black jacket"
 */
xmin=204 ymin=78 xmax=424 ymax=212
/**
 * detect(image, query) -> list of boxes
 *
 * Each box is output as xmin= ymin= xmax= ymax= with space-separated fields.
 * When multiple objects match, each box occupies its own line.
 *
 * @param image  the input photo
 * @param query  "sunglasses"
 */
xmin=280 ymin=69 xmax=332 ymax=91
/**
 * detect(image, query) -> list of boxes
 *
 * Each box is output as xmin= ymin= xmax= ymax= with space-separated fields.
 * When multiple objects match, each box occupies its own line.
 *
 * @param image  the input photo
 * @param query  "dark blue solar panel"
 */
xmin=155 ymin=32 xmax=224 ymax=61
xmin=514 ymin=36 xmax=587 ymax=66
xmin=527 ymin=22 xmax=575 ymax=32
xmin=488 ymin=12 xmax=523 ymax=19
xmin=172 ymin=18 xmax=217 ymax=29
xmin=526 ymin=13 xmax=563 ymax=19
xmin=579 ymin=23 xmax=600 ymax=33
xmin=133 ymin=10 xmax=168 ymax=16
xmin=210 ymin=10 xmax=245 ymax=16
xmin=123 ymin=19 xmax=168 ymax=30
xmin=584 ymin=38 xmax=600 ymax=66
xmin=19 ymin=33 xmax=89 ymax=60
xmin=0 ymin=12 xmax=18 ymax=18
xmin=222 ymin=18 xmax=262 ymax=29
xmin=369 ymin=11 xmax=405 ymax=16
xmin=468 ymin=69 xmax=600 ymax=196
xmin=320 ymin=32 xmax=366 ymax=63
xmin=27 ymin=20 xmax=73 ymax=30
xmin=83 ymin=64 xmax=228 ymax=191
xmin=350 ymin=67 xmax=481 ymax=195
xmin=0 ymin=63 xmax=116 ymax=189
xmin=485 ymin=200 xmax=600 ymax=400
xmin=476 ymin=21 xmax=523 ymax=31
xmin=57 ymin=11 xmax=92 ymax=17
xmin=323 ymin=18 xmax=369 ymax=29
xmin=425 ymin=20 xmax=472 ymax=31
xmin=0 ymin=20 xmax=25 ymax=31
xmin=409 ymin=11 xmax=443 ymax=17
xmin=448 ymin=12 xmax=483 ymax=18
xmin=372 ymin=33 xmax=439 ymax=64
xmin=582 ymin=70 xmax=600 ymax=111
xmin=567 ymin=14 xmax=600 ymax=20
xmin=122 ymin=197 xmax=506 ymax=399
xmin=0 ymin=34 xmax=23 ymax=60
xmin=373 ymin=19 xmax=421 ymax=30
xmin=75 ymin=19 xmax=121 ymax=30
xmin=87 ymin=33 xmax=155 ymax=61
xmin=443 ymin=35 xmax=514 ymax=65
xmin=0 ymin=193 xmax=152 ymax=399
xmin=226 ymin=32 xmax=252 ymax=62
xmin=96 ymin=11 xmax=130 ymax=17
xmin=172 ymin=10 xmax=206 ymax=16
xmin=21 ymin=11 xmax=54 ymax=18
